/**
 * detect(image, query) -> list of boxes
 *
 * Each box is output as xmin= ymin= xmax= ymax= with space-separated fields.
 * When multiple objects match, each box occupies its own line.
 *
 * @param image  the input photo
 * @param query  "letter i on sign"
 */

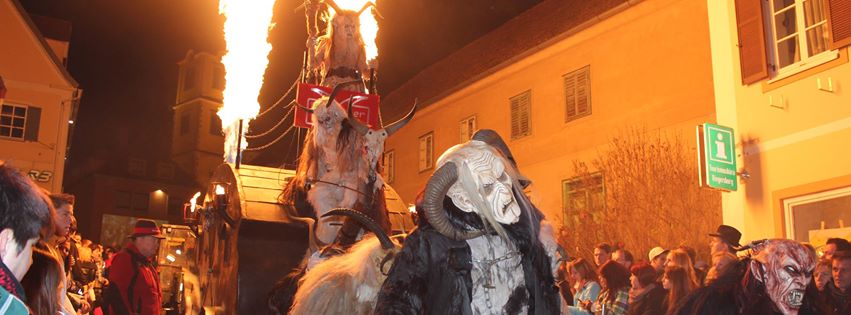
xmin=714 ymin=133 xmax=727 ymax=160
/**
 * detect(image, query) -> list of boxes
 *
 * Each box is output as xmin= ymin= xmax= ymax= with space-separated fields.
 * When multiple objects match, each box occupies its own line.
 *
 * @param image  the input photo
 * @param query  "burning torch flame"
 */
xmin=189 ymin=191 xmax=201 ymax=213
xmin=216 ymin=0 xmax=277 ymax=163
xmin=331 ymin=0 xmax=379 ymax=63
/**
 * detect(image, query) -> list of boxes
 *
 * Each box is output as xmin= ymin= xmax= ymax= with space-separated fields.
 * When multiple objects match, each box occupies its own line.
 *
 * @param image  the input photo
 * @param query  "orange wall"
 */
xmin=385 ymin=0 xmax=717 ymax=224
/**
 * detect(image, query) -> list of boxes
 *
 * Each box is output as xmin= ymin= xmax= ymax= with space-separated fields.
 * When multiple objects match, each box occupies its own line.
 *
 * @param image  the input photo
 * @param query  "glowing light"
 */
xmin=166 ymin=254 xmax=176 ymax=263
xmin=217 ymin=0 xmax=277 ymax=162
xmin=331 ymin=0 xmax=379 ymax=62
xmin=189 ymin=191 xmax=201 ymax=213
xmin=176 ymin=249 xmax=183 ymax=255
xmin=68 ymin=120 xmax=74 ymax=124
xmin=408 ymin=204 xmax=417 ymax=214
xmin=215 ymin=185 xmax=226 ymax=196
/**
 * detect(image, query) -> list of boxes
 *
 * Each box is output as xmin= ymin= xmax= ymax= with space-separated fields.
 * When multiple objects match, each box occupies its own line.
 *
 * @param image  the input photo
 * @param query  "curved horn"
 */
xmin=325 ymin=80 xmax=361 ymax=109
xmin=346 ymin=96 xmax=371 ymax=135
xmin=324 ymin=0 xmax=342 ymax=14
xmin=422 ymin=162 xmax=484 ymax=241
xmin=297 ymin=104 xmax=314 ymax=114
xmin=357 ymin=2 xmax=374 ymax=15
xmin=322 ymin=208 xmax=393 ymax=249
xmin=384 ymin=101 xmax=416 ymax=136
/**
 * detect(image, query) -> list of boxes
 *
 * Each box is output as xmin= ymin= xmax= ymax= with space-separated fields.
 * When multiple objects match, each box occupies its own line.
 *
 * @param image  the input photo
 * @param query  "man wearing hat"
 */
xmin=709 ymin=224 xmax=742 ymax=255
xmin=106 ymin=219 xmax=165 ymax=315
xmin=648 ymin=246 xmax=669 ymax=277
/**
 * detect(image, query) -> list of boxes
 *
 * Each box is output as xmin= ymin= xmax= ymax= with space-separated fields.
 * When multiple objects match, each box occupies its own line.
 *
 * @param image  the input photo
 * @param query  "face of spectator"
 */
xmin=53 ymin=204 xmax=74 ymax=237
xmin=814 ymin=263 xmax=831 ymax=291
xmin=134 ymin=235 xmax=161 ymax=258
xmin=0 ymin=229 xmax=37 ymax=281
xmin=662 ymin=275 xmax=671 ymax=290
xmin=630 ymin=273 xmax=640 ymax=289
xmin=824 ymin=244 xmax=837 ymax=260
xmin=613 ymin=250 xmax=631 ymax=269
xmin=834 ymin=259 xmax=851 ymax=293
xmin=594 ymin=248 xmax=611 ymax=266
xmin=599 ymin=275 xmax=608 ymax=290
xmin=710 ymin=236 xmax=728 ymax=254
xmin=665 ymin=252 xmax=675 ymax=268
xmin=651 ymin=255 xmax=665 ymax=272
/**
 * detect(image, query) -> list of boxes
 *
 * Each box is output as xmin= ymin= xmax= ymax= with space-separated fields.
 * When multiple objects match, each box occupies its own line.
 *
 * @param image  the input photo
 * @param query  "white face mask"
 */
xmin=439 ymin=141 xmax=521 ymax=225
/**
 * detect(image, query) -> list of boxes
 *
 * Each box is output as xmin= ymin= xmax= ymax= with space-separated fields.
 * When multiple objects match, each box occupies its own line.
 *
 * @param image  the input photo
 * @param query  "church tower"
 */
xmin=171 ymin=50 xmax=225 ymax=188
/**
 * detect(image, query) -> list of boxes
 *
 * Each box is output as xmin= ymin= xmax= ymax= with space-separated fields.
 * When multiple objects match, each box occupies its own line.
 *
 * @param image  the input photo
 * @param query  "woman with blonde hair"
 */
xmin=665 ymin=249 xmax=700 ymax=288
xmin=662 ymin=266 xmax=697 ymax=314
xmin=566 ymin=258 xmax=601 ymax=315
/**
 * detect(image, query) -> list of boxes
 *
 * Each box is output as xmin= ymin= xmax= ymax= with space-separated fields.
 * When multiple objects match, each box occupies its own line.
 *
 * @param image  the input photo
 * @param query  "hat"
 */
xmin=708 ymin=225 xmax=742 ymax=247
xmin=648 ymin=247 xmax=669 ymax=261
xmin=128 ymin=219 xmax=166 ymax=239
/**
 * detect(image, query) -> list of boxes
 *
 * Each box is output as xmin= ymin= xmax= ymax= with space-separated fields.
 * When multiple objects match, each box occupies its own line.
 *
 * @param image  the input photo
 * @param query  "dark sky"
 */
xmin=20 ymin=0 xmax=540 ymax=170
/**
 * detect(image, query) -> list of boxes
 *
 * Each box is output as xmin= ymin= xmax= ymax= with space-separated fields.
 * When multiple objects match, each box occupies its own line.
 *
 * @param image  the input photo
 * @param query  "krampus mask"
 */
xmin=347 ymin=100 xmax=416 ymax=189
xmin=749 ymin=239 xmax=816 ymax=315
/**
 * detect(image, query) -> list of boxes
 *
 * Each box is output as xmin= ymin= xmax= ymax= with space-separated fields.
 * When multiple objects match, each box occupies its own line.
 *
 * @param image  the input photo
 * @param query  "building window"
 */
xmin=210 ymin=112 xmax=222 ymax=136
xmin=765 ymin=0 xmax=841 ymax=80
xmin=213 ymin=65 xmax=225 ymax=90
xmin=115 ymin=191 xmax=131 ymax=210
xmin=183 ymin=66 xmax=196 ymax=91
xmin=128 ymin=158 xmax=147 ymax=177
xmin=156 ymin=162 xmax=174 ymax=179
xmin=783 ymin=186 xmax=851 ymax=245
xmin=459 ymin=115 xmax=477 ymax=142
xmin=562 ymin=173 xmax=605 ymax=225
xmin=383 ymin=150 xmax=395 ymax=184
xmin=509 ymin=90 xmax=531 ymax=140
xmin=564 ymin=66 xmax=591 ymax=122
xmin=180 ymin=113 xmax=190 ymax=135
xmin=1 ymin=104 xmax=40 ymax=141
xmin=418 ymin=132 xmax=434 ymax=172
xmin=132 ymin=192 xmax=149 ymax=211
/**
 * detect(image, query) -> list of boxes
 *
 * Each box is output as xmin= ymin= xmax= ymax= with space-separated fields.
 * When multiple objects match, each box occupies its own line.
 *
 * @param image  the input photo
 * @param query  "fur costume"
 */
xmin=375 ymin=130 xmax=561 ymax=315
xmin=311 ymin=1 xmax=373 ymax=90
xmin=673 ymin=239 xmax=826 ymax=315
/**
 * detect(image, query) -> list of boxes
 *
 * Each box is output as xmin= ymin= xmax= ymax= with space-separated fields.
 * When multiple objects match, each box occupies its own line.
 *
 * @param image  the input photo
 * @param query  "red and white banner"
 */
xmin=294 ymin=83 xmax=380 ymax=129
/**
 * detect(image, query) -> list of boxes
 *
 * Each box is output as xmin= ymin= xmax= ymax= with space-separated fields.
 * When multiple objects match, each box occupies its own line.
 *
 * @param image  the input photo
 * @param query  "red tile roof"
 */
xmin=380 ymin=0 xmax=630 ymax=120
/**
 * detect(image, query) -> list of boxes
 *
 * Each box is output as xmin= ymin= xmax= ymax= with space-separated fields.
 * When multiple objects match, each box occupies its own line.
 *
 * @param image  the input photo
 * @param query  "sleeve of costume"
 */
xmin=374 ymin=230 xmax=430 ymax=315
xmin=107 ymin=252 xmax=134 ymax=310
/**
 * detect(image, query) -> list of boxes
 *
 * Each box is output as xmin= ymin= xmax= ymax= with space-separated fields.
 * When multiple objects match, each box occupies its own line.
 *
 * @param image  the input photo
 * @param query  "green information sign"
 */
xmin=697 ymin=123 xmax=737 ymax=191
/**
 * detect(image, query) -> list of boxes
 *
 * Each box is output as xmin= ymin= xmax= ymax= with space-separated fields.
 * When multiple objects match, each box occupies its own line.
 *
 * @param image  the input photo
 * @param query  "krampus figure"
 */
xmin=347 ymin=101 xmax=416 ymax=193
xmin=673 ymin=239 xmax=824 ymax=315
xmin=375 ymin=129 xmax=562 ymax=314
xmin=310 ymin=0 xmax=374 ymax=90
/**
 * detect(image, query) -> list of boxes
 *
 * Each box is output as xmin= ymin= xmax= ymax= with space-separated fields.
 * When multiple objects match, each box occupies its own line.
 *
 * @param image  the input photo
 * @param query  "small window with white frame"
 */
xmin=418 ymin=132 xmax=434 ymax=172
xmin=459 ymin=115 xmax=477 ymax=142
xmin=765 ymin=0 xmax=838 ymax=79
xmin=383 ymin=150 xmax=395 ymax=184
xmin=0 ymin=104 xmax=27 ymax=140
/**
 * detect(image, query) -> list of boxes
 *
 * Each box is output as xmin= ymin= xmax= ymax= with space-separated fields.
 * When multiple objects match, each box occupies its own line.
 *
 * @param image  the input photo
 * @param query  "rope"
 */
xmin=255 ymin=79 xmax=299 ymax=118
xmin=243 ymin=125 xmax=297 ymax=152
xmin=245 ymin=104 xmax=295 ymax=139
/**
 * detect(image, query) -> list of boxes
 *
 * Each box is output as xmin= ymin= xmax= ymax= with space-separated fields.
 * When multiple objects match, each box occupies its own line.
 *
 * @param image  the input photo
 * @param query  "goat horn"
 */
xmin=325 ymin=80 xmax=361 ymax=109
xmin=422 ymin=162 xmax=484 ymax=241
xmin=297 ymin=104 xmax=314 ymax=114
xmin=357 ymin=2 xmax=374 ymax=15
xmin=384 ymin=100 xmax=416 ymax=137
xmin=322 ymin=208 xmax=394 ymax=249
xmin=346 ymin=96 xmax=371 ymax=135
xmin=324 ymin=0 xmax=342 ymax=14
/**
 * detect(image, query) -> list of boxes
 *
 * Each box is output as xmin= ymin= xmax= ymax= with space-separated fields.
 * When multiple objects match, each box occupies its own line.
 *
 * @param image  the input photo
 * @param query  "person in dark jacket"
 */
xmin=627 ymin=263 xmax=666 ymax=315
xmin=106 ymin=219 xmax=165 ymax=315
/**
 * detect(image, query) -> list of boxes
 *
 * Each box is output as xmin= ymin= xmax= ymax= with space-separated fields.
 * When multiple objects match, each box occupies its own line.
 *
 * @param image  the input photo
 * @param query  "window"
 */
xmin=383 ymin=150 xmax=395 ymax=184
xmin=509 ymin=90 xmax=531 ymax=140
xmin=783 ymin=186 xmax=851 ymax=243
xmin=183 ymin=66 xmax=196 ymax=91
xmin=564 ymin=66 xmax=591 ymax=122
xmin=213 ymin=66 xmax=225 ymax=90
xmin=156 ymin=162 xmax=174 ymax=179
xmin=459 ymin=115 xmax=477 ymax=142
xmin=562 ymin=173 xmax=605 ymax=225
xmin=128 ymin=158 xmax=147 ymax=177
xmin=766 ymin=0 xmax=836 ymax=77
xmin=180 ymin=113 xmax=190 ymax=135
xmin=115 ymin=191 xmax=131 ymax=209
xmin=115 ymin=191 xmax=149 ymax=212
xmin=1 ymin=104 xmax=40 ymax=141
xmin=210 ymin=112 xmax=222 ymax=136
xmin=418 ymin=132 xmax=434 ymax=172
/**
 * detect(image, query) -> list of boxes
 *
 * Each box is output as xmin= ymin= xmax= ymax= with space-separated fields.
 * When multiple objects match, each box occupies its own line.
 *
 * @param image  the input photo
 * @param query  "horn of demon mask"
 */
xmin=750 ymin=239 xmax=816 ymax=315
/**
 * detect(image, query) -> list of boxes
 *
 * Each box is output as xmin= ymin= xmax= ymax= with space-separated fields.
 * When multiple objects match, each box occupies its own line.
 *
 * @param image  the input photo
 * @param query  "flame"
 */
xmin=332 ymin=0 xmax=379 ymax=62
xmin=216 ymin=0 xmax=277 ymax=162
xmin=189 ymin=191 xmax=201 ymax=213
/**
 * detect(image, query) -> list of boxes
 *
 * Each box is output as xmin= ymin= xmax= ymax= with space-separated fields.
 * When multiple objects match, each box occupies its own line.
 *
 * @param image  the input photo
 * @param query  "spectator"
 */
xmin=591 ymin=261 xmax=630 ymax=315
xmin=708 ymin=225 xmax=742 ymax=255
xmin=21 ymin=248 xmax=65 ymax=315
xmin=566 ymin=258 xmax=601 ymax=315
xmin=0 ymin=161 xmax=55 ymax=314
xmin=626 ymin=263 xmax=666 ymax=315
xmin=648 ymin=247 xmax=669 ymax=277
xmin=824 ymin=238 xmax=851 ymax=260
xmin=665 ymin=249 xmax=701 ymax=289
xmin=594 ymin=243 xmax=613 ymax=267
xmin=827 ymin=250 xmax=851 ymax=314
xmin=556 ymin=261 xmax=574 ymax=306
xmin=677 ymin=245 xmax=706 ymax=285
xmin=105 ymin=219 xmax=165 ymax=315
xmin=663 ymin=266 xmax=697 ymax=314
xmin=704 ymin=251 xmax=737 ymax=285
xmin=613 ymin=248 xmax=634 ymax=270
xmin=814 ymin=258 xmax=832 ymax=292
xmin=47 ymin=192 xmax=86 ymax=315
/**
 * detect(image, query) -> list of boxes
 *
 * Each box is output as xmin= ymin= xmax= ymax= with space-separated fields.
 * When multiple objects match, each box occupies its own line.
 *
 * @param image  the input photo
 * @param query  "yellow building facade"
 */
xmin=383 ymin=0 xmax=717 ymax=228
xmin=0 ymin=0 xmax=80 ymax=192
xmin=707 ymin=0 xmax=851 ymax=244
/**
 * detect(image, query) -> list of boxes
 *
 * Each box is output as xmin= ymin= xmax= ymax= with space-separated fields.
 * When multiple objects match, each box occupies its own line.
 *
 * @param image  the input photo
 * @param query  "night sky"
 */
xmin=20 ymin=0 xmax=540 ymax=172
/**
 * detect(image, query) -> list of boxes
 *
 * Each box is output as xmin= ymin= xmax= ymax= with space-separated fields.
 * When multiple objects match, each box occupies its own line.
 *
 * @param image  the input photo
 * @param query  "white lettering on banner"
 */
xmin=708 ymin=165 xmax=736 ymax=175
xmin=710 ymin=174 xmax=734 ymax=185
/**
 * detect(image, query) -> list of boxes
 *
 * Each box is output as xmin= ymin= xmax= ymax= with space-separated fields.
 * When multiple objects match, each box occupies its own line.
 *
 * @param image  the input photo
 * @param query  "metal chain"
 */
xmin=245 ymin=105 xmax=295 ymax=139
xmin=243 ymin=125 xmax=296 ymax=151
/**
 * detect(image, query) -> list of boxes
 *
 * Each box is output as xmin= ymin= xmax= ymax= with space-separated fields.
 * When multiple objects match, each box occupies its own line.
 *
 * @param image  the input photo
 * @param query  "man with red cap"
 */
xmin=105 ymin=219 xmax=165 ymax=315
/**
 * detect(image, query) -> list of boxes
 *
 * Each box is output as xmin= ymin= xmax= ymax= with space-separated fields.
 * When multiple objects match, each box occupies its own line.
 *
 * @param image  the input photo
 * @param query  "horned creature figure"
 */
xmin=310 ymin=0 xmax=375 ymax=90
xmin=673 ymin=239 xmax=822 ymax=315
xmin=375 ymin=129 xmax=562 ymax=314
xmin=347 ymin=100 xmax=416 ymax=192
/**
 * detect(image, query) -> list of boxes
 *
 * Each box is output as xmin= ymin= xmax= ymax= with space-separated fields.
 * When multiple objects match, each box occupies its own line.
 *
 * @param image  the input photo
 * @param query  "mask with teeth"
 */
xmin=751 ymin=239 xmax=816 ymax=315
